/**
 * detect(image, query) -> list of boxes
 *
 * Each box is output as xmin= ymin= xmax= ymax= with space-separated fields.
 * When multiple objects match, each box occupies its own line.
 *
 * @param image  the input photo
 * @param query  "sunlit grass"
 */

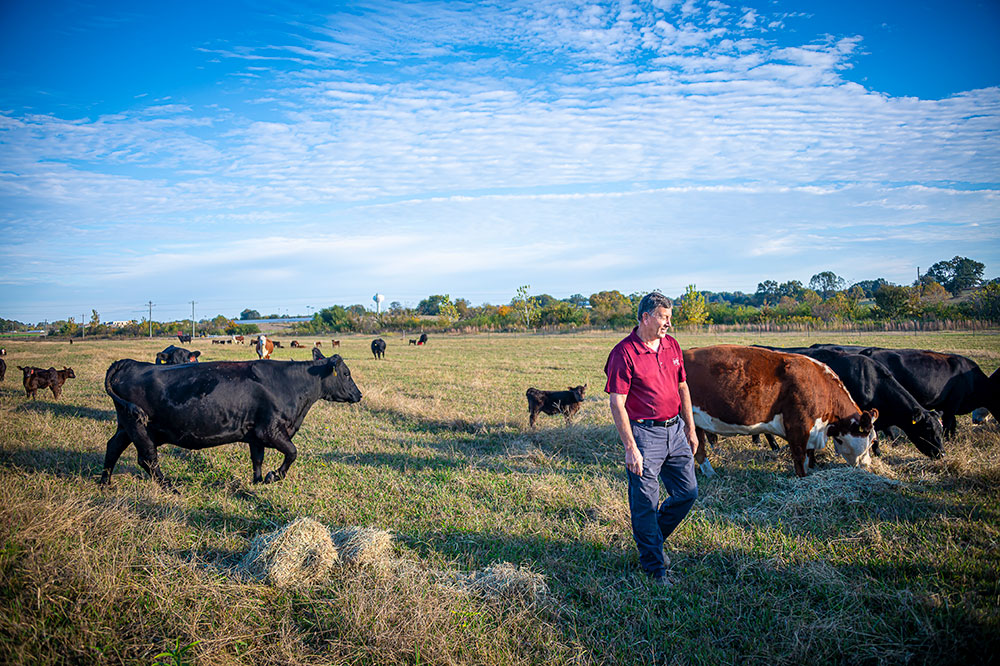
xmin=0 ymin=331 xmax=997 ymax=664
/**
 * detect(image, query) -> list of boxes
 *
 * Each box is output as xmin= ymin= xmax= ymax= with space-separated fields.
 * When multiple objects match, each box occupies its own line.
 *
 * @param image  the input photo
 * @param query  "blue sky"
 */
xmin=1 ymin=0 xmax=998 ymax=324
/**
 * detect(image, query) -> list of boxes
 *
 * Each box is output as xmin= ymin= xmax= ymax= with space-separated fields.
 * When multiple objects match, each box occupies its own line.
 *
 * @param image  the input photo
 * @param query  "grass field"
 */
xmin=1 ymin=330 xmax=998 ymax=665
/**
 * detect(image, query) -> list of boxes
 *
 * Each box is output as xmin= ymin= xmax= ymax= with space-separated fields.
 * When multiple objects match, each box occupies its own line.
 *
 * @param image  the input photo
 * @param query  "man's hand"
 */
xmin=626 ymin=446 xmax=644 ymax=476
xmin=687 ymin=429 xmax=700 ymax=455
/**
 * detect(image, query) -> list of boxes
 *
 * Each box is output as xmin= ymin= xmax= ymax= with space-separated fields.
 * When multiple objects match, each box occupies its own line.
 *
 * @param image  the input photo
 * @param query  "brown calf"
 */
xmin=18 ymin=366 xmax=76 ymax=400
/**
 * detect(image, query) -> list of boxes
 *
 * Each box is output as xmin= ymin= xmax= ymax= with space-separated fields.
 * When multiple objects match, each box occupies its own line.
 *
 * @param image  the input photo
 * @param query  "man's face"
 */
xmin=642 ymin=306 xmax=672 ymax=338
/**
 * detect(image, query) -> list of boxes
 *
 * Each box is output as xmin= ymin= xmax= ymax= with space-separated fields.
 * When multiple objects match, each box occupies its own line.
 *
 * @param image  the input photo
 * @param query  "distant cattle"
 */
xmin=409 ymin=339 xmax=417 ymax=345
xmin=290 ymin=341 xmax=303 ymax=348
xmin=755 ymin=346 xmax=945 ymax=459
xmin=101 ymin=351 xmax=362 ymax=488
xmin=235 ymin=335 xmax=245 ymax=344
xmin=177 ymin=334 xmax=192 ymax=344
xmin=371 ymin=338 xmax=386 ymax=359
xmin=0 ymin=348 xmax=6 ymax=355
xmin=314 ymin=342 xmax=321 ymax=347
xmin=272 ymin=341 xmax=283 ymax=348
xmin=684 ymin=346 xmax=878 ymax=477
xmin=526 ymin=384 xmax=587 ymax=428
xmin=0 ymin=358 xmax=6 ymax=381
xmin=331 ymin=340 xmax=341 ymax=348
xmin=155 ymin=346 xmax=201 ymax=365
xmin=255 ymin=335 xmax=275 ymax=360
xmin=418 ymin=333 xmax=428 ymax=345
xmin=854 ymin=348 xmax=999 ymax=438
xmin=18 ymin=366 xmax=76 ymax=400
xmin=211 ymin=339 xmax=225 ymax=345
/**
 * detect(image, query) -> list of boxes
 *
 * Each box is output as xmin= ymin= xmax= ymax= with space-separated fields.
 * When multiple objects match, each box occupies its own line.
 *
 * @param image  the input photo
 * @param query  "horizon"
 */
xmin=2 ymin=0 xmax=998 ymax=324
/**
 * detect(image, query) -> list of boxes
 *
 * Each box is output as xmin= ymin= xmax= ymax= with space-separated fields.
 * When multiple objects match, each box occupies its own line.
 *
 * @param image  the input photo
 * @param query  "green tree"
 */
xmin=968 ymin=283 xmax=1000 ymax=322
xmin=511 ymin=285 xmax=538 ymax=327
xmin=438 ymin=294 xmax=459 ymax=326
xmin=924 ymin=256 xmax=985 ymax=295
xmin=849 ymin=279 xmax=887 ymax=298
xmin=874 ymin=284 xmax=914 ymax=319
xmin=809 ymin=271 xmax=846 ymax=300
xmin=240 ymin=308 xmax=262 ymax=320
xmin=677 ymin=285 xmax=711 ymax=326
xmin=589 ymin=290 xmax=633 ymax=327
xmin=754 ymin=280 xmax=779 ymax=305
xmin=417 ymin=295 xmax=449 ymax=316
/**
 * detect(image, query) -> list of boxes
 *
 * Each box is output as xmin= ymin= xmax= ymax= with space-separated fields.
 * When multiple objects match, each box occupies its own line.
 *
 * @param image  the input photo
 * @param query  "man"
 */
xmin=605 ymin=292 xmax=699 ymax=584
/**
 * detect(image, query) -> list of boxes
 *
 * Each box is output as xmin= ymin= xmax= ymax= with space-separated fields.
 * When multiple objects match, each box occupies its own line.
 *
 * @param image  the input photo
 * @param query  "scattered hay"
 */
xmin=744 ymin=467 xmax=903 ymax=522
xmin=329 ymin=526 xmax=395 ymax=566
xmin=236 ymin=517 xmax=339 ymax=588
xmin=469 ymin=562 xmax=550 ymax=607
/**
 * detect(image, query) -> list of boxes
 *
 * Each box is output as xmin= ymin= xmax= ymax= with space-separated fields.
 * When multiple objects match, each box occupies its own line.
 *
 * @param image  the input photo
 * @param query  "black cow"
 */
xmin=856 ymin=348 xmax=1000 ymax=438
xmin=409 ymin=339 xmax=417 ymax=345
xmin=0 ymin=358 xmax=5 ymax=381
xmin=177 ymin=334 xmax=192 ymax=344
xmin=155 ymin=345 xmax=201 ymax=365
xmin=755 ymin=346 xmax=945 ymax=458
xmin=371 ymin=338 xmax=386 ymax=359
xmin=418 ymin=333 xmax=428 ymax=345
xmin=102 ymin=352 xmax=362 ymax=488
xmin=526 ymin=384 xmax=587 ymax=428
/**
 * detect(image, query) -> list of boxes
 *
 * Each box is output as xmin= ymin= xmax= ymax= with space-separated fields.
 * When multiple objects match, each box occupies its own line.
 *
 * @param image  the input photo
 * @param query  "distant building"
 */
xmin=107 ymin=320 xmax=136 ymax=328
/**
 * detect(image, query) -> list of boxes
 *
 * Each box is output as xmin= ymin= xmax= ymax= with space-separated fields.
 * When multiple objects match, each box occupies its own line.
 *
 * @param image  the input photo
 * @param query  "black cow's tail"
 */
xmin=104 ymin=360 xmax=149 ymax=426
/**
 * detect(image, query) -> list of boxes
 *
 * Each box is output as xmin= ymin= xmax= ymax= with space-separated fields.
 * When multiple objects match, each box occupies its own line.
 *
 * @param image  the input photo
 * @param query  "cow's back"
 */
xmin=684 ymin=345 xmax=787 ymax=425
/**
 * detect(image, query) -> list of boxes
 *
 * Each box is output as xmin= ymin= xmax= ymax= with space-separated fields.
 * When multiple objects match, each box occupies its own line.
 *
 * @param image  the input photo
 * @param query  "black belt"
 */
xmin=631 ymin=415 xmax=679 ymax=428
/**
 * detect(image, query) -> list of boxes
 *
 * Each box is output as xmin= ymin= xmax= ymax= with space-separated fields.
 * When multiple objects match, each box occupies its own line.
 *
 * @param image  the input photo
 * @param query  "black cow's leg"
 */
xmin=133 ymin=434 xmax=173 ymax=491
xmin=766 ymin=434 xmax=779 ymax=450
xmin=807 ymin=449 xmax=818 ymax=469
xmin=529 ymin=409 xmax=538 ymax=429
xmin=249 ymin=441 xmax=266 ymax=484
xmin=942 ymin=412 xmax=957 ymax=439
xmin=263 ymin=432 xmax=297 ymax=483
xmin=100 ymin=429 xmax=132 ymax=485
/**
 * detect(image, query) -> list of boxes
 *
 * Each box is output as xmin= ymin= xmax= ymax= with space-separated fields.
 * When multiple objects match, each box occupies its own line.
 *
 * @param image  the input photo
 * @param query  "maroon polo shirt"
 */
xmin=604 ymin=327 xmax=686 ymax=421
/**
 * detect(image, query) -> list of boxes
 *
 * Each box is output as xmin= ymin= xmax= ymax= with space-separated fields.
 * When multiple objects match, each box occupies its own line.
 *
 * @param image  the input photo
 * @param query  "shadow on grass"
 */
xmin=0 ymin=446 xmax=106 ymax=481
xmin=14 ymin=399 xmax=115 ymax=421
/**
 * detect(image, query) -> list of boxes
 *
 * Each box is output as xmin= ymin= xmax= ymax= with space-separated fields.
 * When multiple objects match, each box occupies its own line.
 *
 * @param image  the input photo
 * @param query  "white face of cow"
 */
xmin=829 ymin=410 xmax=878 ymax=467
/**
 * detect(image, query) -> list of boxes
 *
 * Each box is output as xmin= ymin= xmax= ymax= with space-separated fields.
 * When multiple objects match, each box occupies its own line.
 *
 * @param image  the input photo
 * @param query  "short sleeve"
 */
xmin=604 ymin=345 xmax=632 ymax=395
xmin=673 ymin=338 xmax=686 ymax=383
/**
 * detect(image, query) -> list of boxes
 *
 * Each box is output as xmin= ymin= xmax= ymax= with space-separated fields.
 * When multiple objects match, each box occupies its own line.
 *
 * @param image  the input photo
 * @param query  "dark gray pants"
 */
xmin=627 ymin=420 xmax=698 ymax=577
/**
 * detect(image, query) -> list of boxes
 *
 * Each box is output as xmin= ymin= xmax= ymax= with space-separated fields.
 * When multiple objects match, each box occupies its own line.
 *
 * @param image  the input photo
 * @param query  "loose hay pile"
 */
xmin=469 ymin=562 xmax=550 ymax=607
xmin=236 ymin=517 xmax=339 ymax=588
xmin=330 ymin=525 xmax=395 ymax=566
xmin=745 ymin=466 xmax=902 ymax=522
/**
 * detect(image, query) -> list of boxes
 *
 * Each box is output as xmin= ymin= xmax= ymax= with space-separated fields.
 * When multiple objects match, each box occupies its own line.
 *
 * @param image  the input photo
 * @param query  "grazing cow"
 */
xmin=211 ymin=339 xmax=225 ymax=345
xmin=155 ymin=346 xmax=201 ymax=365
xmin=409 ymin=339 xmax=417 ymax=345
xmin=255 ymin=335 xmax=275 ymax=359
xmin=235 ymin=335 xmax=245 ymax=344
xmin=1 ymin=348 xmax=6 ymax=355
xmin=101 ymin=352 xmax=362 ymax=488
xmin=18 ymin=366 xmax=76 ymax=400
xmin=331 ymin=340 xmax=341 ymax=348
xmin=418 ymin=333 xmax=428 ymax=345
xmin=854 ymin=348 xmax=999 ymax=438
xmin=177 ymin=334 xmax=192 ymax=344
xmin=314 ymin=341 xmax=321 ymax=347
xmin=0 ymin=357 xmax=6 ymax=381
xmin=273 ymin=341 xmax=283 ymax=348
xmin=291 ymin=341 xmax=303 ymax=348
xmin=755 ymin=346 xmax=944 ymax=458
xmin=371 ymin=338 xmax=386 ymax=359
xmin=526 ymin=384 xmax=587 ymax=428
xmin=684 ymin=346 xmax=878 ymax=477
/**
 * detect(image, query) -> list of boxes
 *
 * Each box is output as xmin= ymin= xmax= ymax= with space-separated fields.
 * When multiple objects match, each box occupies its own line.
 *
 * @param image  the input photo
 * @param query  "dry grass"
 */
xmin=0 ymin=331 xmax=998 ymax=665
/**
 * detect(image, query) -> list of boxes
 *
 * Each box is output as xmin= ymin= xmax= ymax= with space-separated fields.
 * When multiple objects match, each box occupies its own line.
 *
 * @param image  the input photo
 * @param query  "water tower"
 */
xmin=373 ymin=293 xmax=385 ymax=314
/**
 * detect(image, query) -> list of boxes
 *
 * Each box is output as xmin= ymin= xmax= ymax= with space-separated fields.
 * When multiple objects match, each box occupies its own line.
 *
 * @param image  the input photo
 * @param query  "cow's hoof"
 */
xmin=264 ymin=471 xmax=282 ymax=484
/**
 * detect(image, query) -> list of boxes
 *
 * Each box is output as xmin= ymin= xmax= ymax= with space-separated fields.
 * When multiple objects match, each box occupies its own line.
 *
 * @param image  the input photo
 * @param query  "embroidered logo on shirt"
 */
xmin=672 ymin=358 xmax=680 ymax=366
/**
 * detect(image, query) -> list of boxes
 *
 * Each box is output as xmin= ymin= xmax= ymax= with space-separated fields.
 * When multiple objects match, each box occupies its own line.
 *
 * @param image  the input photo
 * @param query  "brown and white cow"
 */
xmin=683 ymin=345 xmax=878 ymax=477
xmin=255 ymin=335 xmax=275 ymax=360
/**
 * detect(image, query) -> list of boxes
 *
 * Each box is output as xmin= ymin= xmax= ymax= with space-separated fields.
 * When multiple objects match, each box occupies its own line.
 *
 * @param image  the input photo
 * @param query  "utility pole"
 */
xmin=190 ymin=300 xmax=196 ymax=339
xmin=81 ymin=314 xmax=86 ymax=339
xmin=147 ymin=301 xmax=154 ymax=338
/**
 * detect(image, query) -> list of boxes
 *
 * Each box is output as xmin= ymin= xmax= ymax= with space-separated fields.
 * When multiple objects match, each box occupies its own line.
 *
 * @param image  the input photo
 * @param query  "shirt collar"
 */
xmin=627 ymin=326 xmax=660 ymax=355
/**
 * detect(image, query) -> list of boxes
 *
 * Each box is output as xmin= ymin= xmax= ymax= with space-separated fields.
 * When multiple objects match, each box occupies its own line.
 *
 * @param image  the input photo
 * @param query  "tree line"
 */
xmin=5 ymin=256 xmax=996 ymax=338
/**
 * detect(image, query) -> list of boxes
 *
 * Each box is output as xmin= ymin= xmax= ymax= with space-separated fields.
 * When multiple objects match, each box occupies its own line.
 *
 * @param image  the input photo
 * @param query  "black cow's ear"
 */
xmin=312 ymin=347 xmax=325 ymax=360
xmin=912 ymin=410 xmax=923 ymax=425
xmin=192 ymin=351 xmax=201 ymax=358
xmin=826 ymin=422 xmax=840 ymax=438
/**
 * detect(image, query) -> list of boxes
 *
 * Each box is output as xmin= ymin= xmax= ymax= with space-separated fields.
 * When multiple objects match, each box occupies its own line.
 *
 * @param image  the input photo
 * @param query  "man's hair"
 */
xmin=637 ymin=292 xmax=673 ymax=322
